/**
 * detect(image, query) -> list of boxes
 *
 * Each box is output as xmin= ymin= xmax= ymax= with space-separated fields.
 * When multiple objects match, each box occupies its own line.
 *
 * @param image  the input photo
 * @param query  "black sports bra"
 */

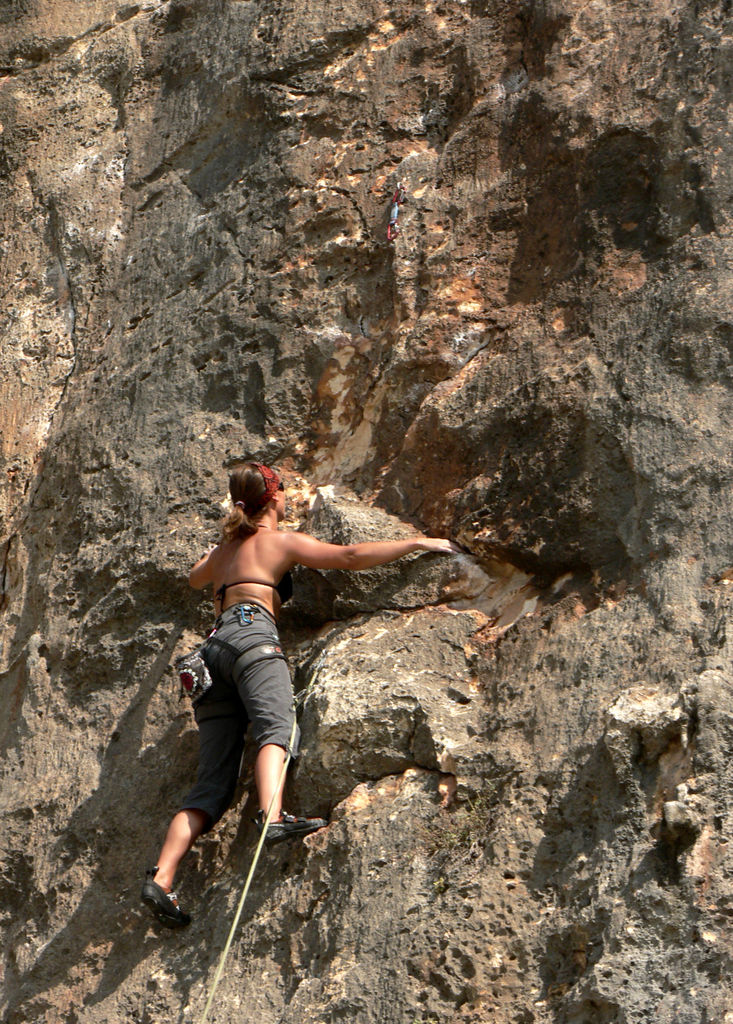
xmin=214 ymin=570 xmax=294 ymax=609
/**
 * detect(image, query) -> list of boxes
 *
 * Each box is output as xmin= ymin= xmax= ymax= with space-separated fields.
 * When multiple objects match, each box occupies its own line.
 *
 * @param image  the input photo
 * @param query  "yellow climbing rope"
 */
xmin=199 ymin=715 xmax=298 ymax=1024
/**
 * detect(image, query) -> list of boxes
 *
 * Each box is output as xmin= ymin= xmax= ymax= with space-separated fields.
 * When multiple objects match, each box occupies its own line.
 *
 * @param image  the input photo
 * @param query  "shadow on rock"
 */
xmin=4 ymin=633 xmax=215 ymax=1022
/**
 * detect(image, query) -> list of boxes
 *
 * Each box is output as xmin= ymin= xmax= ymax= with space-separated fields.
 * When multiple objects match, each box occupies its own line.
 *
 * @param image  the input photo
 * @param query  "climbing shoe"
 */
xmin=141 ymin=867 xmax=191 ymax=928
xmin=254 ymin=810 xmax=328 ymax=842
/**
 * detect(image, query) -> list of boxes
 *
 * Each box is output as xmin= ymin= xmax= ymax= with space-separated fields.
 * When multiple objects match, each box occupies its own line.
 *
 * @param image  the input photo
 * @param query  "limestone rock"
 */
xmin=604 ymin=686 xmax=689 ymax=771
xmin=285 ymin=485 xmax=495 ymax=621
xmin=662 ymin=799 xmax=701 ymax=840
xmin=293 ymin=607 xmax=488 ymax=814
xmin=1 ymin=0 xmax=733 ymax=1022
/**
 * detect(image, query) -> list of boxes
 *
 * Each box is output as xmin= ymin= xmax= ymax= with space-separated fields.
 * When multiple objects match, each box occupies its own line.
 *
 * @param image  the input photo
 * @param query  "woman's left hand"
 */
xmin=416 ymin=538 xmax=463 ymax=554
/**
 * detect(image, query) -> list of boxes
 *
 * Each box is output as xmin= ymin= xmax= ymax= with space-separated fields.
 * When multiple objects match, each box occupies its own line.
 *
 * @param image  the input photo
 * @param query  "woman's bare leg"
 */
xmin=255 ymin=743 xmax=288 ymax=819
xmin=154 ymin=809 xmax=209 ymax=891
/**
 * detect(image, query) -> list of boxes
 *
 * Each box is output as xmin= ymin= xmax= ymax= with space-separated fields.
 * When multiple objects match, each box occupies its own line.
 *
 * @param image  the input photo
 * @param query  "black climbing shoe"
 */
xmin=254 ymin=810 xmax=328 ymax=842
xmin=141 ymin=867 xmax=191 ymax=928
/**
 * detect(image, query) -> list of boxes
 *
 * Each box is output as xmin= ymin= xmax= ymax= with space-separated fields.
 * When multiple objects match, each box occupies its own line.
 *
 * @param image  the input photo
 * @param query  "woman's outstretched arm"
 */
xmin=282 ymin=533 xmax=459 ymax=572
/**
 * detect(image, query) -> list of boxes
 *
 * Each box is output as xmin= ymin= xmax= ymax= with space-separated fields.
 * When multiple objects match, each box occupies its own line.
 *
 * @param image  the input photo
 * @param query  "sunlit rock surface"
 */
xmin=1 ymin=0 xmax=733 ymax=1021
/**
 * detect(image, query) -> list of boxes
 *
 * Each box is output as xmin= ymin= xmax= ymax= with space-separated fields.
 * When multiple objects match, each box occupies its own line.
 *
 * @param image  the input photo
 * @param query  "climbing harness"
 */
xmin=199 ymin=714 xmax=299 ymax=1024
xmin=387 ymin=182 xmax=407 ymax=241
xmin=177 ymin=600 xmax=289 ymax=706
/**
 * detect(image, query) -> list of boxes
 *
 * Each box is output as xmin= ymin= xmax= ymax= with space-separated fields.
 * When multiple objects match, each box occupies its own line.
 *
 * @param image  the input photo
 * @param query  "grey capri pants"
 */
xmin=180 ymin=602 xmax=300 ymax=830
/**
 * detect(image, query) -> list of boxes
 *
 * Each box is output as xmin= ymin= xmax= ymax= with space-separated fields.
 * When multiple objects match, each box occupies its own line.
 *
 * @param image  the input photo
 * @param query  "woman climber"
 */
xmin=142 ymin=461 xmax=457 ymax=927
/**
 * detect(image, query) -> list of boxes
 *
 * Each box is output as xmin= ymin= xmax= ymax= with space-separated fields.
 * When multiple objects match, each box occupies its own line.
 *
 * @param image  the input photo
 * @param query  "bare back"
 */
xmin=202 ymin=529 xmax=293 ymax=618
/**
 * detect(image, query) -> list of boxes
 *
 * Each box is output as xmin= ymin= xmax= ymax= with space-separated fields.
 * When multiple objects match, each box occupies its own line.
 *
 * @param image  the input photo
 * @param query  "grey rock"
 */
xmin=1 ymin=0 xmax=733 ymax=1022
xmin=293 ymin=608 xmax=488 ymax=814
xmin=604 ymin=686 xmax=689 ymax=770
xmin=663 ymin=800 xmax=702 ymax=839
xmin=286 ymin=486 xmax=490 ymax=622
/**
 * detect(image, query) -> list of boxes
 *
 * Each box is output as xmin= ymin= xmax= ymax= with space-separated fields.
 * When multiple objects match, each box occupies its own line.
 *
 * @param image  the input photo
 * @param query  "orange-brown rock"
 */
xmin=1 ymin=1 xmax=733 ymax=1022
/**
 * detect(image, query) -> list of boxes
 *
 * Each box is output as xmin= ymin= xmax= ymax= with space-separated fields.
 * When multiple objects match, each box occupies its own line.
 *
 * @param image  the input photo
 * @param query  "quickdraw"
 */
xmin=387 ymin=182 xmax=407 ymax=241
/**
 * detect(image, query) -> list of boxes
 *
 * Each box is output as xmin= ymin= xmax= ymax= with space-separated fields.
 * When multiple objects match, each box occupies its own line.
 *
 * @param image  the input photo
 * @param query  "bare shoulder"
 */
xmin=279 ymin=530 xmax=325 ymax=556
xmin=277 ymin=530 xmax=354 ymax=571
xmin=270 ymin=529 xmax=305 ymax=561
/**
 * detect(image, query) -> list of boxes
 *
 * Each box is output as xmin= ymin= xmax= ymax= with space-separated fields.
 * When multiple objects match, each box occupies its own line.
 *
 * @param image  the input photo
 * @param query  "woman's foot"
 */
xmin=141 ymin=867 xmax=191 ymax=928
xmin=254 ymin=810 xmax=328 ymax=842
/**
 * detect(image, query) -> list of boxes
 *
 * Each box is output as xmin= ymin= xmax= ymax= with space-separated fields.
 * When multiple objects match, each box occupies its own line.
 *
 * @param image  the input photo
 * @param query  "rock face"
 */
xmin=1 ymin=1 xmax=733 ymax=1022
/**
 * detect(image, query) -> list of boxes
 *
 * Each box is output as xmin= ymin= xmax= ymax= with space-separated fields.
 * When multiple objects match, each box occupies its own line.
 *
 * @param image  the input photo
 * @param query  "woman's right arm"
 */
xmin=189 ymin=547 xmax=218 ymax=589
xmin=281 ymin=532 xmax=457 ymax=572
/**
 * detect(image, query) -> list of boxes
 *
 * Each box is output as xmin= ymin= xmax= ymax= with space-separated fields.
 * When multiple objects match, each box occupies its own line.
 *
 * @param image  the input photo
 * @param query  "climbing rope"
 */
xmin=199 ymin=714 xmax=299 ymax=1024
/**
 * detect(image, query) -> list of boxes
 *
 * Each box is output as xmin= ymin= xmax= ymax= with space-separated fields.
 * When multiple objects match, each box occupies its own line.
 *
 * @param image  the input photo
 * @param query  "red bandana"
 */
xmin=249 ymin=463 xmax=281 ymax=511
